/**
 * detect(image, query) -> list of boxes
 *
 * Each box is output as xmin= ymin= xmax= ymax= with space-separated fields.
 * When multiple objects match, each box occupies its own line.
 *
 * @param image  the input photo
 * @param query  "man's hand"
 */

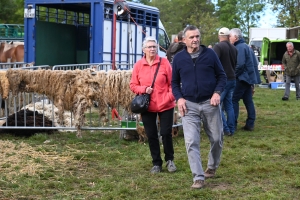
xmin=210 ymin=93 xmax=221 ymax=106
xmin=177 ymin=98 xmax=187 ymax=117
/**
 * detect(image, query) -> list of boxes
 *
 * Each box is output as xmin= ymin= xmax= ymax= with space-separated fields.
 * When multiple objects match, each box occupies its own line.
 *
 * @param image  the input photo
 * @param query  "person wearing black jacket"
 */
xmin=213 ymin=27 xmax=238 ymax=136
xmin=166 ymin=31 xmax=185 ymax=64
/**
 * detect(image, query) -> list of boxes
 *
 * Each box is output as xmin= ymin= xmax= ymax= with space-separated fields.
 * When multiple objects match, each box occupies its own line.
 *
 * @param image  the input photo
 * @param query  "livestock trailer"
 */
xmin=24 ymin=0 xmax=170 ymax=67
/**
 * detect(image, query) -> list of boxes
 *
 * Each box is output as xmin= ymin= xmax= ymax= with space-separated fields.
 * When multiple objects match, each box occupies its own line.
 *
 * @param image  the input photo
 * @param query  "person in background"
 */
xmin=208 ymin=45 xmax=213 ymax=48
xmin=213 ymin=27 xmax=237 ymax=136
xmin=281 ymin=42 xmax=300 ymax=101
xmin=173 ymin=35 xmax=178 ymax=43
xmin=172 ymin=25 xmax=226 ymax=189
xmin=229 ymin=28 xmax=261 ymax=131
xmin=130 ymin=36 xmax=177 ymax=174
xmin=166 ymin=31 xmax=185 ymax=64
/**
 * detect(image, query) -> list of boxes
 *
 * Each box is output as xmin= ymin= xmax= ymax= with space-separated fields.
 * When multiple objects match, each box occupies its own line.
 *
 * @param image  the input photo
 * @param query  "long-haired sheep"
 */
xmin=6 ymin=69 xmax=103 ymax=137
xmin=4 ymin=68 xmax=136 ymax=138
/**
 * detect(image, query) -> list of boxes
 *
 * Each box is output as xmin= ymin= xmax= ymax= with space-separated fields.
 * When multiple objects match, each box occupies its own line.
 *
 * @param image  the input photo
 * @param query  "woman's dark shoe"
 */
xmin=150 ymin=165 xmax=162 ymax=174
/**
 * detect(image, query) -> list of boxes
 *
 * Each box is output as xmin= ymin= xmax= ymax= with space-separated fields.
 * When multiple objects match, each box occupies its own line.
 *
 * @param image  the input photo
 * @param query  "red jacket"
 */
xmin=130 ymin=55 xmax=175 ymax=112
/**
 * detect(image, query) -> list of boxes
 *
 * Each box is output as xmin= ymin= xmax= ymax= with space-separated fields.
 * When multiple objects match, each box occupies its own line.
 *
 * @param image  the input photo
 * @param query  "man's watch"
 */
xmin=214 ymin=91 xmax=221 ymax=95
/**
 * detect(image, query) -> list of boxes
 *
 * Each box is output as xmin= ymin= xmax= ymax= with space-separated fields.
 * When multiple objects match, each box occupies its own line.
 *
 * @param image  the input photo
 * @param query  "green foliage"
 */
xmin=0 ymin=0 xmax=24 ymax=24
xmin=128 ymin=0 xmax=151 ymax=4
xmin=0 ymin=0 xmax=17 ymax=23
xmin=216 ymin=0 xmax=265 ymax=40
xmin=215 ymin=0 xmax=240 ymax=30
xmin=3 ymin=0 xmax=295 ymax=47
xmin=149 ymin=0 xmax=220 ymax=46
xmin=268 ymin=0 xmax=300 ymax=27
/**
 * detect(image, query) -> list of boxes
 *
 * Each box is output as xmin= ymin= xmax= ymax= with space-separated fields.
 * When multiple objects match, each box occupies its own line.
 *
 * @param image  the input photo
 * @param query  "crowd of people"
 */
xmin=130 ymin=25 xmax=295 ymax=189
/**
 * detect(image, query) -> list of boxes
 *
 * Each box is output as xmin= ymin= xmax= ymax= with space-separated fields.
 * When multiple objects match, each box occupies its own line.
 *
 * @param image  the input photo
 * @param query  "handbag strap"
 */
xmin=150 ymin=57 xmax=162 ymax=88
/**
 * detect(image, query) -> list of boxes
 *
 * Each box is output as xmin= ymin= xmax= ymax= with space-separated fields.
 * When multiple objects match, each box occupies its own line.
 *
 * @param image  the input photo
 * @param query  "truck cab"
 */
xmin=249 ymin=38 xmax=263 ymax=58
xmin=24 ymin=0 xmax=170 ymax=67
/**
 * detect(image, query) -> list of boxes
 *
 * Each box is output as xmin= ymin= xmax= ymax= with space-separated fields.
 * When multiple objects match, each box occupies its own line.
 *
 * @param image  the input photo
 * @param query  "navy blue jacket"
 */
xmin=234 ymin=39 xmax=261 ymax=84
xmin=250 ymin=47 xmax=262 ymax=84
xmin=172 ymin=45 xmax=227 ymax=103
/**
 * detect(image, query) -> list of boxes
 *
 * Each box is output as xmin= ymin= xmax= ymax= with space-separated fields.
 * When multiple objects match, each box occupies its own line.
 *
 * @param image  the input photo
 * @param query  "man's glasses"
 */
xmin=146 ymin=46 xmax=157 ymax=49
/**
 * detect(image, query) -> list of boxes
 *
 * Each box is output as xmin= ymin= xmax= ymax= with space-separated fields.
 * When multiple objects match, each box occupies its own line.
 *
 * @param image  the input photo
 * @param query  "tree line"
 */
xmin=1 ymin=0 xmax=299 ymax=45
xmin=131 ymin=0 xmax=300 ymax=45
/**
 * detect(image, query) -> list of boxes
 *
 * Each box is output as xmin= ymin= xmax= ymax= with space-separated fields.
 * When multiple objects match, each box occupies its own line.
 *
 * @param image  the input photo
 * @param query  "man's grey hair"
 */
xmin=286 ymin=42 xmax=294 ymax=47
xmin=142 ymin=36 xmax=157 ymax=49
xmin=183 ymin=25 xmax=200 ymax=38
xmin=229 ymin=28 xmax=243 ymax=39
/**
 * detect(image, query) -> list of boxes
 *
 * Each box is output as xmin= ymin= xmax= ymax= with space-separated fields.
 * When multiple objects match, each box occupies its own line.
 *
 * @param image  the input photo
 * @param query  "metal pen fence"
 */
xmin=0 ymin=62 xmax=27 ymax=69
xmin=0 ymin=62 xmax=181 ymax=138
xmin=52 ymin=62 xmax=134 ymax=71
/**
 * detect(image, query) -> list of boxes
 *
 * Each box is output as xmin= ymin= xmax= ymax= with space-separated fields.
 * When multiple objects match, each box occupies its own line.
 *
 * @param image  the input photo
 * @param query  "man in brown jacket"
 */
xmin=282 ymin=42 xmax=300 ymax=100
xmin=166 ymin=31 xmax=185 ymax=64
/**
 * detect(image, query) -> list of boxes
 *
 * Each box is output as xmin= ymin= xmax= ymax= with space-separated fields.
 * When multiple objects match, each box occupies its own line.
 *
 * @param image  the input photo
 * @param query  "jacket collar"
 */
xmin=234 ymin=38 xmax=245 ymax=46
xmin=183 ymin=45 xmax=206 ymax=53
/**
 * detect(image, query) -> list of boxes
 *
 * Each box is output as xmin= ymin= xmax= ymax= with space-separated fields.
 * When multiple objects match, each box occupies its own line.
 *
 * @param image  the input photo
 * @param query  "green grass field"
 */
xmin=0 ymin=86 xmax=299 ymax=199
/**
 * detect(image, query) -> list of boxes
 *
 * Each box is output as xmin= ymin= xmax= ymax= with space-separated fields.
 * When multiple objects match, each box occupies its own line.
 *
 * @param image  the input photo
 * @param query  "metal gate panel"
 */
xmin=0 ymin=63 xmax=182 ymax=136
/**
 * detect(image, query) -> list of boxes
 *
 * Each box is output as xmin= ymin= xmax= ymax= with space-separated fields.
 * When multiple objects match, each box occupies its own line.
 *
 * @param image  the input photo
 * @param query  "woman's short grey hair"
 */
xmin=142 ymin=36 xmax=157 ymax=49
xmin=229 ymin=28 xmax=243 ymax=39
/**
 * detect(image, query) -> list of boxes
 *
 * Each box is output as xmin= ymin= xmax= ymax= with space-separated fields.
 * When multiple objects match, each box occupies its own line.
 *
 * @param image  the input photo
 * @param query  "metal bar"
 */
xmin=51 ymin=98 xmax=55 ymax=127
xmin=89 ymin=107 xmax=92 ymax=126
xmin=4 ymin=99 xmax=8 ymax=127
xmin=0 ymin=95 xmax=2 ymax=117
xmin=14 ymin=96 xmax=17 ymax=126
xmin=23 ymin=93 xmax=26 ymax=127
xmin=33 ymin=93 xmax=36 ymax=127
xmin=70 ymin=110 xmax=73 ymax=127
xmin=18 ymin=93 xmax=21 ymax=112
xmin=42 ymin=94 xmax=45 ymax=127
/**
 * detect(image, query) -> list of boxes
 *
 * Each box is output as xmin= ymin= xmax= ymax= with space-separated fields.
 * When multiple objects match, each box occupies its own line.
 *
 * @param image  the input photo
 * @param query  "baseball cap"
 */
xmin=218 ymin=27 xmax=230 ymax=36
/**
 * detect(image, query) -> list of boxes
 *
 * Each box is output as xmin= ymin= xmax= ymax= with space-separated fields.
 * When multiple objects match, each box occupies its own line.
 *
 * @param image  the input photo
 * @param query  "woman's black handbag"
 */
xmin=130 ymin=93 xmax=151 ymax=113
xmin=131 ymin=57 xmax=162 ymax=113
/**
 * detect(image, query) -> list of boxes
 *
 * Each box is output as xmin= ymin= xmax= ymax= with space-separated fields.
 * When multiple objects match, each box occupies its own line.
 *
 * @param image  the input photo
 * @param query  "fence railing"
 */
xmin=0 ymin=63 xmax=181 ymax=138
xmin=53 ymin=62 xmax=134 ymax=71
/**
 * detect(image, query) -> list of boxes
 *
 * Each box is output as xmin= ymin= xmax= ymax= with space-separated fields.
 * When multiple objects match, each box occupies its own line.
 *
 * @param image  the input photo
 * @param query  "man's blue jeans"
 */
xmin=232 ymin=80 xmax=256 ymax=129
xmin=220 ymin=80 xmax=236 ymax=134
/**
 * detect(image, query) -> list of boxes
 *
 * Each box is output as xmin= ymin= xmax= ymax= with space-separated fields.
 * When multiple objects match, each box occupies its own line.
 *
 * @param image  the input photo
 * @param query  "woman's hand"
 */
xmin=145 ymin=87 xmax=153 ymax=94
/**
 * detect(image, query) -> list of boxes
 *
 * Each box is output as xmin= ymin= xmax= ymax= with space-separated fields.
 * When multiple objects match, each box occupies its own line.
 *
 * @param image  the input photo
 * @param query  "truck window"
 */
xmin=158 ymin=28 xmax=170 ymax=52
xmin=250 ymin=41 xmax=263 ymax=49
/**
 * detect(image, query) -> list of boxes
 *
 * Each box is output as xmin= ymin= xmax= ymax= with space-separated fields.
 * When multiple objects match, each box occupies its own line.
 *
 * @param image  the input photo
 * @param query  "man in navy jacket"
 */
xmin=229 ymin=28 xmax=261 ymax=131
xmin=172 ymin=25 xmax=227 ymax=189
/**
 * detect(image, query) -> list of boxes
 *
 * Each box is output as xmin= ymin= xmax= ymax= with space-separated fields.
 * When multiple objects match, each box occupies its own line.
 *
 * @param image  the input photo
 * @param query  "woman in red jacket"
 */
xmin=130 ymin=36 xmax=176 ymax=174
